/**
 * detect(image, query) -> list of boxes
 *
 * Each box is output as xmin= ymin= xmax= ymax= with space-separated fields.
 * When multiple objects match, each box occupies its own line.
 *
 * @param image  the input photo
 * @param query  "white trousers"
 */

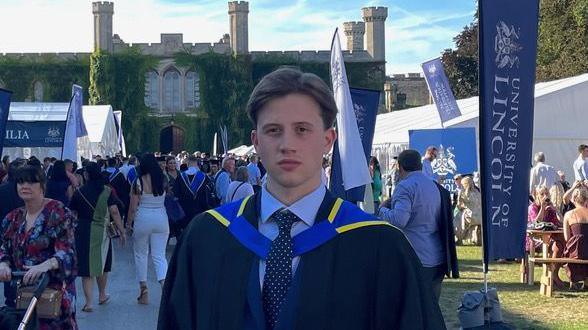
xmin=133 ymin=207 xmax=169 ymax=282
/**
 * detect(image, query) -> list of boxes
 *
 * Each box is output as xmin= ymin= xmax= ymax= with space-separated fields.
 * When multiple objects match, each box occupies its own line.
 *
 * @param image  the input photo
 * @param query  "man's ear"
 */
xmin=323 ymin=127 xmax=337 ymax=154
xmin=251 ymin=130 xmax=258 ymax=148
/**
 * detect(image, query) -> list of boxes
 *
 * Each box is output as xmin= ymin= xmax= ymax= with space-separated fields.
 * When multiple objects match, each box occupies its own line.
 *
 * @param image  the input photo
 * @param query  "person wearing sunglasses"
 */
xmin=0 ymin=165 xmax=78 ymax=329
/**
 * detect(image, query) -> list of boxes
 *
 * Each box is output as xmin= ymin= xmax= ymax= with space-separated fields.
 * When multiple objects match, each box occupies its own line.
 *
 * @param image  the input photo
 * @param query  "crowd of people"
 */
xmin=0 ymin=67 xmax=586 ymax=329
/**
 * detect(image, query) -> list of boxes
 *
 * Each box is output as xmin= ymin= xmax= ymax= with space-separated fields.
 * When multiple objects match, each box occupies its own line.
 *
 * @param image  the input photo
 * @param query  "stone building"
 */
xmin=384 ymin=73 xmax=432 ymax=111
xmin=0 ymin=1 xmax=390 ymax=153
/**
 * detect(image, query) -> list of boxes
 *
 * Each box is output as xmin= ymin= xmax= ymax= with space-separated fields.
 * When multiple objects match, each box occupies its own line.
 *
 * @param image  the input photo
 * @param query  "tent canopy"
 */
xmin=3 ymin=102 xmax=121 ymax=161
xmin=373 ymin=73 xmax=588 ymax=176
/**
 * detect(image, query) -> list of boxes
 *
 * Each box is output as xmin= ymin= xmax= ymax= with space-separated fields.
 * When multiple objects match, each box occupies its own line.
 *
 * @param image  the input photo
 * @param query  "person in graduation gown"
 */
xmin=174 ymin=155 xmax=214 ymax=232
xmin=158 ymin=68 xmax=445 ymax=330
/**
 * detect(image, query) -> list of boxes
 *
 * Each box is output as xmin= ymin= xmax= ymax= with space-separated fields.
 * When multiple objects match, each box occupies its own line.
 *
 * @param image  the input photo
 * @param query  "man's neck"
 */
xmin=266 ymin=176 xmax=321 ymax=206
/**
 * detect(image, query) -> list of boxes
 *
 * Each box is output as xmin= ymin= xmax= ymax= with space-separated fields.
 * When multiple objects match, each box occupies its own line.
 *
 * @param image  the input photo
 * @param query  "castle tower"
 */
xmin=362 ymin=7 xmax=388 ymax=61
xmin=92 ymin=2 xmax=114 ymax=53
xmin=228 ymin=1 xmax=249 ymax=55
xmin=343 ymin=22 xmax=365 ymax=51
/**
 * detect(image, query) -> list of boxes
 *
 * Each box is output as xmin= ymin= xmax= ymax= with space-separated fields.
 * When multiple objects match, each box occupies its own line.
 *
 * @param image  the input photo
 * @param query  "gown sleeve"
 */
xmin=158 ymin=218 xmax=199 ymax=330
xmin=375 ymin=227 xmax=447 ymax=330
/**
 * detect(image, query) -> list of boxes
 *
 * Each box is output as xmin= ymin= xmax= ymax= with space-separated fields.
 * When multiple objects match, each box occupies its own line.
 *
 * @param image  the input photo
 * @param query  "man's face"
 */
xmin=224 ymin=159 xmax=236 ymax=174
xmin=582 ymin=148 xmax=588 ymax=159
xmin=252 ymin=93 xmax=336 ymax=192
xmin=65 ymin=163 xmax=73 ymax=173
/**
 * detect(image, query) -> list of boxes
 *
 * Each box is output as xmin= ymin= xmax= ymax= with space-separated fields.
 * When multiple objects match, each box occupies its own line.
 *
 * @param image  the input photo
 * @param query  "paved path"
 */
xmin=76 ymin=239 xmax=173 ymax=330
xmin=0 ymin=239 xmax=174 ymax=330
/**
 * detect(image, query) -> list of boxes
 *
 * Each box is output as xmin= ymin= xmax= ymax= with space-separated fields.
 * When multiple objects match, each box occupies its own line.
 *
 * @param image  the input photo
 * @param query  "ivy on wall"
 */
xmin=0 ymin=55 xmax=90 ymax=102
xmin=2 ymin=50 xmax=384 ymax=154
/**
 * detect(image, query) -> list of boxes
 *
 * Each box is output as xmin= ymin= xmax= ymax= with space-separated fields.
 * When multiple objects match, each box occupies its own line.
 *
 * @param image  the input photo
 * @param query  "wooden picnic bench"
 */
xmin=528 ymin=257 xmax=588 ymax=297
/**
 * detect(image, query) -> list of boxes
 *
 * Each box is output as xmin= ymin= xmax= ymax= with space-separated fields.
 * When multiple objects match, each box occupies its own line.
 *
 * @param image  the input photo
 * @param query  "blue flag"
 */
xmin=61 ymin=85 xmax=87 ymax=162
xmin=72 ymin=85 xmax=88 ymax=137
xmin=329 ymin=88 xmax=380 ymax=202
xmin=421 ymin=58 xmax=461 ymax=125
xmin=479 ymin=0 xmax=540 ymax=265
xmin=0 ymin=88 xmax=13 ymax=157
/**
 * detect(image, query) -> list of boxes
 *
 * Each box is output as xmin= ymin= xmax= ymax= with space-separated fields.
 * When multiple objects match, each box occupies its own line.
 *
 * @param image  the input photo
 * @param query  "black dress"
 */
xmin=69 ymin=184 xmax=117 ymax=277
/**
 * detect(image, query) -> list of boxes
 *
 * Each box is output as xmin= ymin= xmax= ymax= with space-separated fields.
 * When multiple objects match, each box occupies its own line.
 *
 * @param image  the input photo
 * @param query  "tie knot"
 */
xmin=273 ymin=209 xmax=298 ymax=233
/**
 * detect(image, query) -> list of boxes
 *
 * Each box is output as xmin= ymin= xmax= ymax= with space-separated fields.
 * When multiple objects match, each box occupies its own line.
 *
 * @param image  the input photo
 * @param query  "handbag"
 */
xmin=16 ymin=276 xmax=63 ymax=320
xmin=165 ymin=194 xmax=185 ymax=224
xmin=77 ymin=187 xmax=120 ymax=238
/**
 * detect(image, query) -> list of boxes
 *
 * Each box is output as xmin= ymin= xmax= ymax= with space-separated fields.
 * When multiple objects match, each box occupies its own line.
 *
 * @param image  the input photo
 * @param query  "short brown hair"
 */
xmin=246 ymin=67 xmax=338 ymax=130
xmin=579 ymin=144 xmax=588 ymax=153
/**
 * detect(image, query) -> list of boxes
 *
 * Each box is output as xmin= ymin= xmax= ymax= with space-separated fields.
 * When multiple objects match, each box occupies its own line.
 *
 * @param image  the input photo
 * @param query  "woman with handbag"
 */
xmin=127 ymin=154 xmax=169 ymax=305
xmin=0 ymin=165 xmax=78 ymax=329
xmin=69 ymin=162 xmax=126 ymax=312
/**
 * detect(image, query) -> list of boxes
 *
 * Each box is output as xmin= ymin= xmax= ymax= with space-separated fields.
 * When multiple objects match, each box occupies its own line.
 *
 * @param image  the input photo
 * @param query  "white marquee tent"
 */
xmin=373 ymin=73 xmax=588 ymax=176
xmin=3 ymin=102 xmax=122 ymax=161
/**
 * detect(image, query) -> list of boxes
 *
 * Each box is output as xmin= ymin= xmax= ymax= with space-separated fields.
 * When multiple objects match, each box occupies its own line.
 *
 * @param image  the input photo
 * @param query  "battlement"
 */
xmin=113 ymin=36 xmax=231 ymax=56
xmin=362 ymin=7 xmax=388 ymax=21
xmin=389 ymin=73 xmax=423 ymax=80
xmin=92 ymin=1 xmax=114 ymax=14
xmin=250 ymin=50 xmax=374 ymax=63
xmin=0 ymin=53 xmax=91 ymax=61
xmin=228 ymin=1 xmax=249 ymax=13
xmin=343 ymin=21 xmax=365 ymax=34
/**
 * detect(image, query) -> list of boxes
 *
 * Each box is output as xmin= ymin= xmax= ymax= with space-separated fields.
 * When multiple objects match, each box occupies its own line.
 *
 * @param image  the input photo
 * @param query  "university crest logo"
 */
xmin=427 ymin=63 xmax=437 ymax=76
xmin=48 ymin=127 xmax=61 ymax=138
xmin=495 ymin=21 xmax=522 ymax=69
xmin=432 ymin=144 xmax=458 ymax=176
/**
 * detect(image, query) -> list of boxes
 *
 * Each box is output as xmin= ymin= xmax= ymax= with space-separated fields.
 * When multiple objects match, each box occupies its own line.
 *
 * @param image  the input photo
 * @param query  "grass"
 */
xmin=440 ymin=246 xmax=588 ymax=329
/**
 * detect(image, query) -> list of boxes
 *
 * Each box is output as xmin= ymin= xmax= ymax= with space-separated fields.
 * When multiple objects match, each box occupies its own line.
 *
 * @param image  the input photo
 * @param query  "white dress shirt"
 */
xmin=573 ymin=156 xmax=588 ymax=181
xmin=258 ymin=183 xmax=326 ymax=288
xmin=529 ymin=162 xmax=559 ymax=193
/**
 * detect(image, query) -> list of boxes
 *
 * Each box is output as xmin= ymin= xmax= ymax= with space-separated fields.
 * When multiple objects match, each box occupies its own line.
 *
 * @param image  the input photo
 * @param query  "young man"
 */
xmin=159 ymin=68 xmax=445 ymax=329
xmin=174 ymin=155 xmax=214 ymax=232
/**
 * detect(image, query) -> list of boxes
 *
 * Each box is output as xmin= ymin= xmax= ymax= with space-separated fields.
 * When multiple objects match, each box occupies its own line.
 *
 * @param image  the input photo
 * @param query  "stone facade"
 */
xmin=93 ymin=1 xmax=114 ymax=53
xmin=228 ymin=1 xmax=249 ymax=55
xmin=384 ymin=73 xmax=431 ymax=111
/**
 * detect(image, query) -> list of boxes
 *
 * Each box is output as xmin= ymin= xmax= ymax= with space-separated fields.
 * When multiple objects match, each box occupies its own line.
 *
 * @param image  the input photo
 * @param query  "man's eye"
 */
xmin=266 ymin=127 xmax=281 ymax=134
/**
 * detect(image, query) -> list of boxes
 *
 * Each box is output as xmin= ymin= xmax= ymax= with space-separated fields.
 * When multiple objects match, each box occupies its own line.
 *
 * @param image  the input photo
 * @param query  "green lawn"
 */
xmin=440 ymin=246 xmax=588 ymax=329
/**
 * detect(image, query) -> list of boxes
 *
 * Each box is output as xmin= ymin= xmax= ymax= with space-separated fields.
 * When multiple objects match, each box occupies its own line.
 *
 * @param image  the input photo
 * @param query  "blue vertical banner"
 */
xmin=479 ymin=0 xmax=540 ymax=265
xmin=61 ymin=85 xmax=87 ymax=162
xmin=0 ymin=88 xmax=13 ymax=157
xmin=330 ymin=88 xmax=380 ymax=201
xmin=421 ymin=58 xmax=461 ymax=125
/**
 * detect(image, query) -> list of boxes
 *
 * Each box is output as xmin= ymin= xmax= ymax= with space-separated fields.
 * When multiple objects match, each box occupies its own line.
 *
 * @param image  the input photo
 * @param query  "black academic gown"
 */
xmin=174 ymin=173 xmax=212 ymax=229
xmin=158 ymin=191 xmax=446 ymax=330
xmin=435 ymin=182 xmax=460 ymax=279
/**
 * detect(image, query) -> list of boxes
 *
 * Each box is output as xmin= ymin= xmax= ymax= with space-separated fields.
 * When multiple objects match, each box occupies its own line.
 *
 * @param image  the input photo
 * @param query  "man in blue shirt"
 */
xmin=379 ymin=149 xmax=457 ymax=302
xmin=247 ymin=154 xmax=262 ymax=193
xmin=159 ymin=68 xmax=445 ymax=329
xmin=214 ymin=156 xmax=235 ymax=204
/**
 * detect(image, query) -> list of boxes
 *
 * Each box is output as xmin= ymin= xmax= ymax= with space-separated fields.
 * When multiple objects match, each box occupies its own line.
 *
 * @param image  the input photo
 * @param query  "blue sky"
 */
xmin=0 ymin=0 xmax=476 ymax=74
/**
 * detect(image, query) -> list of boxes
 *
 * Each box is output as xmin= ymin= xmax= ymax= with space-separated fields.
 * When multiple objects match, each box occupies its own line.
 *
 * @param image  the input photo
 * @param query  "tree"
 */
xmin=441 ymin=0 xmax=588 ymax=98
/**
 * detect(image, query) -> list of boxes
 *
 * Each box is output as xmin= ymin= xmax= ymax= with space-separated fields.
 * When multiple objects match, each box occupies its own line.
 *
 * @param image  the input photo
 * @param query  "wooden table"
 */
xmin=524 ymin=229 xmax=564 ymax=285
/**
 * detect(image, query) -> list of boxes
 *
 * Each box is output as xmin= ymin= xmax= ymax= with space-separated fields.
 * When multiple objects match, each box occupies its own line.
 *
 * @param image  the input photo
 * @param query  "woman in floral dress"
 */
xmin=0 ymin=165 xmax=78 ymax=329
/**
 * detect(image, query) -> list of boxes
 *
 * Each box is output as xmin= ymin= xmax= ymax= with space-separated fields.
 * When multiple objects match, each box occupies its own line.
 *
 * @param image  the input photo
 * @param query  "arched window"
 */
xmin=185 ymin=71 xmax=200 ymax=109
xmin=163 ymin=69 xmax=181 ymax=112
xmin=144 ymin=71 xmax=160 ymax=109
xmin=33 ymin=81 xmax=44 ymax=102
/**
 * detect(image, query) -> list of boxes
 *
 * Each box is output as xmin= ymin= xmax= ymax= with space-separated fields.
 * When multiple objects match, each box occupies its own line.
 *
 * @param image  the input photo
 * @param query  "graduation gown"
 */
xmin=174 ymin=171 xmax=213 ymax=228
xmin=158 ymin=191 xmax=446 ymax=330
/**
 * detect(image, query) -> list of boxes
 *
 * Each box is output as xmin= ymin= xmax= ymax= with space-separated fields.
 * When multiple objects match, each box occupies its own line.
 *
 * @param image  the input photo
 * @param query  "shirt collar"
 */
xmin=105 ymin=167 xmax=116 ymax=174
xmin=260 ymin=183 xmax=326 ymax=227
xmin=184 ymin=167 xmax=199 ymax=175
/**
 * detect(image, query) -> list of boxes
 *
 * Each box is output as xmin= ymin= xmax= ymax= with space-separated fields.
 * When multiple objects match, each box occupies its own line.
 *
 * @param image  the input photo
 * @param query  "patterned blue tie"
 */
xmin=262 ymin=209 xmax=298 ymax=329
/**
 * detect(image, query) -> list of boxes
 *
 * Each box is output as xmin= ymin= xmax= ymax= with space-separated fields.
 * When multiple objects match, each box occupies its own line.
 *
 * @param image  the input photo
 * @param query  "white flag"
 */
xmin=113 ymin=110 xmax=127 ymax=157
xmin=330 ymin=30 xmax=372 ymax=190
